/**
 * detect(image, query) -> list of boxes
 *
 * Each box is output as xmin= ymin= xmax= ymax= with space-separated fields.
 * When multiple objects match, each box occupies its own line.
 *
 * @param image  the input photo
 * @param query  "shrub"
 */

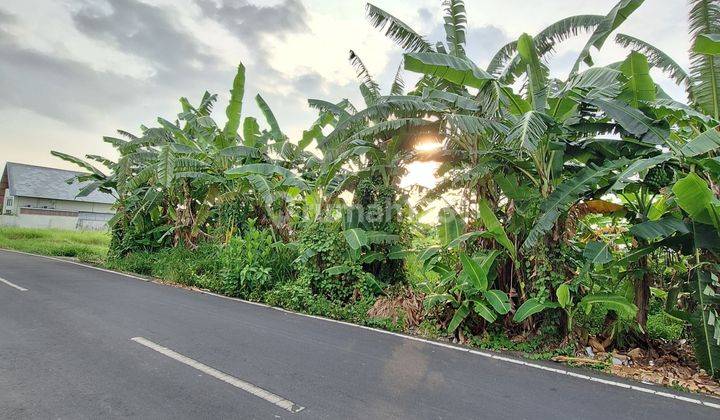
xmin=152 ymin=244 xmax=222 ymax=286
xmin=219 ymin=225 xmax=296 ymax=300
xmin=107 ymin=251 xmax=157 ymax=275
xmin=647 ymin=312 xmax=685 ymax=341
xmin=294 ymin=219 xmax=375 ymax=302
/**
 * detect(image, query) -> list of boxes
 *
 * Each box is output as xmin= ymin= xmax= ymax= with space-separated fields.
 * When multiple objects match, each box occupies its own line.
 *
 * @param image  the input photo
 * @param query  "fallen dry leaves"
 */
xmin=554 ymin=340 xmax=720 ymax=397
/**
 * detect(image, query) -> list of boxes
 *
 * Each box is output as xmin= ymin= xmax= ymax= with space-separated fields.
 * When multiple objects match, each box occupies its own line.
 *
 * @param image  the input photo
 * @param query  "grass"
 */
xmin=0 ymin=226 xmax=110 ymax=263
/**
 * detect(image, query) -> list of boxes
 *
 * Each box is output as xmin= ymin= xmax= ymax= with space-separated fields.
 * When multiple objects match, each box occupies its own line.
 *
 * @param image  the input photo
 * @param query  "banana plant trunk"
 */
xmin=634 ymin=255 xmax=650 ymax=329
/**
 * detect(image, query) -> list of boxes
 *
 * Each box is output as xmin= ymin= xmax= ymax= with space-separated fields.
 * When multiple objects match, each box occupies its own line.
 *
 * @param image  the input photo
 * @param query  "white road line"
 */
xmin=0 ymin=276 xmax=28 ymax=291
xmin=130 ymin=337 xmax=304 ymax=413
xmin=3 ymin=249 xmax=719 ymax=410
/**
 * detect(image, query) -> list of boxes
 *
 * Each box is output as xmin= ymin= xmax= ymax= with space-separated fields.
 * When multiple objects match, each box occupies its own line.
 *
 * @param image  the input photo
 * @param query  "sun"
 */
xmin=400 ymin=138 xmax=443 ymax=190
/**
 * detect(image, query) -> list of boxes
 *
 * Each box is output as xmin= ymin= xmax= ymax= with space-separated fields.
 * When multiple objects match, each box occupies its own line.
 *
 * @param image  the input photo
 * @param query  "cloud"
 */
xmin=196 ymin=0 xmax=308 ymax=42
xmin=0 ymin=8 xmax=16 ymax=39
xmin=0 ymin=30 xmax=142 ymax=123
xmin=72 ymin=0 xmax=218 ymax=76
xmin=0 ymin=8 xmax=15 ymax=24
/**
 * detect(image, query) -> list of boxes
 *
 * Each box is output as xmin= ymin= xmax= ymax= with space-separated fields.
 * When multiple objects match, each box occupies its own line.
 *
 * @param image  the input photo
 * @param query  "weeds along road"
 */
xmin=0 ymin=249 xmax=718 ymax=419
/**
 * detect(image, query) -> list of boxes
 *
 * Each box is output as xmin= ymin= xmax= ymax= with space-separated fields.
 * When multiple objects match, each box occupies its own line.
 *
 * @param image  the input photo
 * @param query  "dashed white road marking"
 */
xmin=2 ymin=249 xmax=719 ymax=411
xmin=0 ymin=276 xmax=28 ymax=291
xmin=130 ymin=337 xmax=304 ymax=413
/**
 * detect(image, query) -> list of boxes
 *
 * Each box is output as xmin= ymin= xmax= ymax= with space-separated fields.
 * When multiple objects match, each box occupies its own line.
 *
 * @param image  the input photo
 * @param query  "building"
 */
xmin=0 ymin=162 xmax=115 ymax=230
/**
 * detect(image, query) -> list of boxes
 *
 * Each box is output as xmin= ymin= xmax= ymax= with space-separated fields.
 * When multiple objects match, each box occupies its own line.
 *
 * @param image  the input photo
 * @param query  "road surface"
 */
xmin=1 ymin=249 xmax=718 ymax=419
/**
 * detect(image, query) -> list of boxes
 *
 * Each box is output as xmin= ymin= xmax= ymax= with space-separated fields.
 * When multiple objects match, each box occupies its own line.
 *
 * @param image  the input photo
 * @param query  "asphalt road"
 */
xmin=1 ymin=249 xmax=719 ymax=419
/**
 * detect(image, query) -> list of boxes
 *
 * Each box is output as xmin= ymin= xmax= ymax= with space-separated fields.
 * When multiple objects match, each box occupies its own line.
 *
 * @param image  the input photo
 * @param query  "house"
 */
xmin=0 ymin=162 xmax=115 ymax=230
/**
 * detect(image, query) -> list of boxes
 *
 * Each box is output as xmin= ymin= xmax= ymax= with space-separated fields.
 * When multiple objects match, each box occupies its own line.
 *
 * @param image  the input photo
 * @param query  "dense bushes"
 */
xmin=294 ymin=220 xmax=376 ymax=302
xmin=220 ymin=223 xmax=296 ymax=299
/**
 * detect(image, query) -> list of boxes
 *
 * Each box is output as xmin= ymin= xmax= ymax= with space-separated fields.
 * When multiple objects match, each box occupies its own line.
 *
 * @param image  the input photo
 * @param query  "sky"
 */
xmin=0 ymin=0 xmax=693 ymax=185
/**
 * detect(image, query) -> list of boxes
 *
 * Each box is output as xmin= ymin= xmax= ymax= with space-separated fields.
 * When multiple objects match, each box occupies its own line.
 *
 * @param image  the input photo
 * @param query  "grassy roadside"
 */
xmin=0 ymin=226 xmax=110 ymax=264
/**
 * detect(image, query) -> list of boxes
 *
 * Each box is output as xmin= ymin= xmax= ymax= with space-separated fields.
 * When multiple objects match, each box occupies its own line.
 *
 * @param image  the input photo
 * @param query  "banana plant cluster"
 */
xmin=53 ymin=0 xmax=720 ymax=377
xmin=54 ymin=64 xmax=332 ymax=250
xmin=363 ymin=0 xmax=720 ymax=375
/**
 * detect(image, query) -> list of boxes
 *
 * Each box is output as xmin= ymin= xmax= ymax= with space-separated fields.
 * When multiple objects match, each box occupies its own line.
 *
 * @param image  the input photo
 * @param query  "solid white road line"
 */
xmin=130 ymin=337 xmax=304 ymax=413
xmin=0 ymin=276 xmax=28 ymax=291
xmin=3 ymin=249 xmax=718 ymax=411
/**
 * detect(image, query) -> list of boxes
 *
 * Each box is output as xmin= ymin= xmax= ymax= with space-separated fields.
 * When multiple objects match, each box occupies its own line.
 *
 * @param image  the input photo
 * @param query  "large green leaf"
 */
xmin=580 ymin=293 xmax=638 ymax=318
xmin=583 ymin=241 xmax=613 ymax=265
xmin=365 ymin=3 xmax=432 ymax=52
xmin=247 ymin=174 xmax=273 ymax=205
xmin=619 ymin=51 xmax=655 ymax=107
xmin=156 ymin=146 xmax=175 ymax=187
xmin=609 ymin=153 xmax=672 ymax=190
xmin=688 ymin=1 xmax=720 ymax=119
xmin=572 ymin=0 xmax=645 ymax=73
xmin=438 ymin=207 xmax=464 ymax=245
xmin=424 ymin=293 xmax=457 ymax=309
xmin=483 ymin=290 xmax=511 ymax=315
xmin=445 ymin=231 xmax=483 ymax=249
xmin=507 ymin=111 xmax=549 ymax=152
xmin=255 ymin=94 xmax=284 ymax=141
xmin=242 ymin=117 xmax=261 ymax=148
xmin=615 ymin=34 xmax=691 ymax=93
xmin=523 ymin=159 xmax=627 ymax=249
xmin=473 ymin=300 xmax=497 ymax=323
xmin=343 ymin=228 xmax=368 ymax=250
xmin=513 ymin=298 xmax=548 ymax=322
xmin=218 ymin=145 xmax=260 ymax=159
xmin=226 ymin=164 xmax=306 ymax=189
xmin=556 ymin=284 xmax=571 ymax=309
xmin=404 ymin=52 xmax=493 ymax=89
xmin=516 ymin=33 xmax=548 ymax=111
xmin=690 ymin=269 xmax=720 ymax=378
xmin=694 ymin=33 xmax=720 ymax=56
xmin=51 ymin=151 xmax=106 ymax=178
xmin=222 ymin=63 xmax=245 ymax=142
xmin=460 ymin=253 xmax=488 ymax=291
xmin=489 ymin=15 xmax=604 ymax=82
xmin=349 ymin=50 xmax=381 ymax=103
xmin=673 ymin=172 xmax=716 ymax=225
xmin=561 ymin=67 xmax=623 ymax=96
xmin=680 ymin=129 xmax=720 ymax=157
xmin=126 ymin=167 xmax=154 ymax=190
xmin=585 ymin=96 xmax=668 ymax=144
xmin=443 ymin=0 xmax=467 ymax=57
xmin=477 ymin=199 xmax=517 ymax=260
xmin=629 ymin=217 xmax=690 ymax=241
xmin=448 ymin=301 xmax=470 ymax=332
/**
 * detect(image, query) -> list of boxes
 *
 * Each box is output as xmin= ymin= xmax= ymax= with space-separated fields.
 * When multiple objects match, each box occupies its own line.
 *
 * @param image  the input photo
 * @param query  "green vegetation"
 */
xmin=0 ymin=227 xmax=109 ymax=263
xmin=45 ymin=0 xmax=720 ymax=380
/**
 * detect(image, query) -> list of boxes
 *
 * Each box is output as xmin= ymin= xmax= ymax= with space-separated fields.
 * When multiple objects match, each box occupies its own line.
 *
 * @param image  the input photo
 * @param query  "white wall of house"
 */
xmin=0 ymin=196 xmax=114 ymax=230
xmin=16 ymin=197 xmax=113 ymax=213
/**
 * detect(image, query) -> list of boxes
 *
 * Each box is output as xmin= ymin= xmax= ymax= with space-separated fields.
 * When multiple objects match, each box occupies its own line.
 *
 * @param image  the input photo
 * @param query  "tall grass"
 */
xmin=0 ymin=226 xmax=110 ymax=263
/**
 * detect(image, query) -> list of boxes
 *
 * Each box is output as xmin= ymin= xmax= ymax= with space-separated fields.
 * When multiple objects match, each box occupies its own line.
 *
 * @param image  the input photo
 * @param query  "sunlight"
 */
xmin=414 ymin=137 xmax=443 ymax=152
xmin=401 ymin=161 xmax=441 ymax=189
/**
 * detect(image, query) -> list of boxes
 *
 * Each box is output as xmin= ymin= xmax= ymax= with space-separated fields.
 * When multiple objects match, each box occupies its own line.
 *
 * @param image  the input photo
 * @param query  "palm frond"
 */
xmin=571 ymin=0 xmax=646 ymax=75
xmin=492 ymin=15 xmax=603 ymax=82
xmin=615 ymin=33 xmax=691 ymax=98
xmin=350 ymin=50 xmax=381 ymax=103
xmin=365 ymin=3 xmax=432 ymax=52
xmin=443 ymin=0 xmax=467 ymax=57
xmin=390 ymin=62 xmax=405 ymax=95
xmin=116 ymin=129 xmax=138 ymax=141
xmin=688 ymin=0 xmax=720 ymax=119
xmin=197 ymin=91 xmax=218 ymax=116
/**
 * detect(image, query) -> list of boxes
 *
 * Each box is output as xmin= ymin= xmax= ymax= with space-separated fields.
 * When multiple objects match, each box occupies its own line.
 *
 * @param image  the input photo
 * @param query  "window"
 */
xmin=3 ymin=195 xmax=14 ymax=214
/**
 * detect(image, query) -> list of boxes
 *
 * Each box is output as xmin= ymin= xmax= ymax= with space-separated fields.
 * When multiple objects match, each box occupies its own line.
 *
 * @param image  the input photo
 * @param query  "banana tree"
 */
xmin=614 ymin=0 xmax=720 ymax=120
